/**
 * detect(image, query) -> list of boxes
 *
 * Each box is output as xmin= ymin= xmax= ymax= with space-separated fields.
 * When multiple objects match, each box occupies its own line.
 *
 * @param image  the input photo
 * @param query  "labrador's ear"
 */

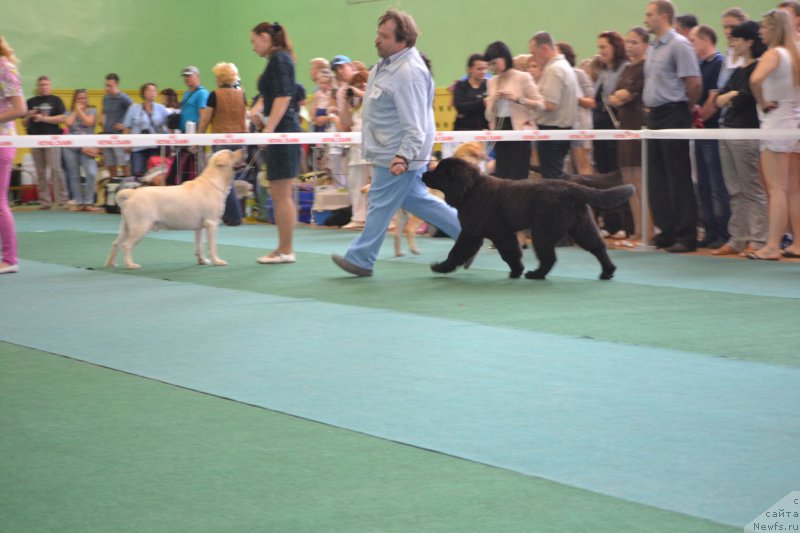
xmin=212 ymin=151 xmax=229 ymax=167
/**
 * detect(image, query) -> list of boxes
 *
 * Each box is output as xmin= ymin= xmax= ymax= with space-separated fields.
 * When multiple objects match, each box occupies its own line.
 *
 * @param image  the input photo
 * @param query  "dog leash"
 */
xmin=484 ymin=116 xmax=504 ymax=157
xmin=239 ymin=147 xmax=265 ymax=177
xmin=217 ymin=147 xmax=264 ymax=195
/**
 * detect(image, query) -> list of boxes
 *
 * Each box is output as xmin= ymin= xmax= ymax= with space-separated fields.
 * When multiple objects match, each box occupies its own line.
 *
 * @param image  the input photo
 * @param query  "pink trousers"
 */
xmin=0 ymin=146 xmax=18 ymax=265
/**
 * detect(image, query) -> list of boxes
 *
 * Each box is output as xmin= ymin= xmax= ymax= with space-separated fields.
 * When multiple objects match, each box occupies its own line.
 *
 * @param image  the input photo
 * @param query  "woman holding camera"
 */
xmin=123 ymin=82 xmax=168 ymax=177
xmin=484 ymin=41 xmax=543 ymax=180
xmin=63 ymin=89 xmax=102 ymax=211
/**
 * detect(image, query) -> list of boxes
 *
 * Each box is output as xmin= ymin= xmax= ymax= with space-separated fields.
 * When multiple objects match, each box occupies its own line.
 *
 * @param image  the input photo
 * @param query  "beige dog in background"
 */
xmin=106 ymin=149 xmax=244 ymax=269
xmin=452 ymin=141 xmax=487 ymax=167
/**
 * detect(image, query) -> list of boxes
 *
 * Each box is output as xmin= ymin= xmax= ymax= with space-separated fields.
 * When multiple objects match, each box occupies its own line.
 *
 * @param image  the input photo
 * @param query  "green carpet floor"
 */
xmin=4 ymin=214 xmax=797 ymax=531
xmin=0 ymin=343 xmax=735 ymax=533
xmin=18 ymin=230 xmax=800 ymax=367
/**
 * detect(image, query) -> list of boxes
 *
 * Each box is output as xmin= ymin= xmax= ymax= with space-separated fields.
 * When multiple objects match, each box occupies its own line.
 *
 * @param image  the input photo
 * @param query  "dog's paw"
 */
xmin=395 ymin=250 xmax=406 ymax=257
xmin=197 ymin=257 xmax=211 ymax=265
xmin=212 ymin=259 xmax=228 ymax=266
xmin=599 ymin=269 xmax=615 ymax=280
xmin=431 ymin=261 xmax=456 ymax=274
xmin=509 ymin=269 xmax=524 ymax=279
xmin=409 ymin=245 xmax=421 ymax=255
xmin=126 ymin=263 xmax=141 ymax=270
xmin=524 ymin=270 xmax=546 ymax=280
xmin=105 ymin=261 xmax=117 ymax=268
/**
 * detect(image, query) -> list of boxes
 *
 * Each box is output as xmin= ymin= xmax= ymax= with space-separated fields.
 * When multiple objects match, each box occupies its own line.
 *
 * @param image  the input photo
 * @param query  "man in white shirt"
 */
xmin=529 ymin=32 xmax=579 ymax=179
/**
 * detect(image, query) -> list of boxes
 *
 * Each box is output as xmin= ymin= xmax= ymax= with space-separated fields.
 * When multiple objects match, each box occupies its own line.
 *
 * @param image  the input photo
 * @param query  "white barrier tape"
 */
xmin=433 ymin=129 xmax=645 ymax=143
xmin=434 ymin=129 xmax=799 ymax=142
xmin=0 ymin=128 xmax=797 ymax=148
xmin=0 ymin=132 xmax=359 ymax=149
xmin=644 ymin=128 xmax=800 ymax=140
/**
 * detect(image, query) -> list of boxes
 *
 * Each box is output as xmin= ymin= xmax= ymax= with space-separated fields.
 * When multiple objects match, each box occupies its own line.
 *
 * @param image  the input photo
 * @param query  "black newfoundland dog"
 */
xmin=422 ymin=158 xmax=634 ymax=280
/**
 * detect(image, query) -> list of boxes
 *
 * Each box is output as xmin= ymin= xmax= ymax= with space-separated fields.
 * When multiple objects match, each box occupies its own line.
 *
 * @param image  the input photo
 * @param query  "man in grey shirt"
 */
xmin=101 ymin=73 xmax=132 ymax=177
xmin=643 ymin=0 xmax=701 ymax=252
xmin=332 ymin=9 xmax=460 ymax=277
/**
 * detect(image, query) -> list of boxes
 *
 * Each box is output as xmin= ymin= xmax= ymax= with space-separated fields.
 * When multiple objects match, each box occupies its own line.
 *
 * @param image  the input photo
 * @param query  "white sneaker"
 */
xmin=341 ymin=221 xmax=364 ymax=230
xmin=256 ymin=252 xmax=296 ymax=264
xmin=0 ymin=263 xmax=19 ymax=274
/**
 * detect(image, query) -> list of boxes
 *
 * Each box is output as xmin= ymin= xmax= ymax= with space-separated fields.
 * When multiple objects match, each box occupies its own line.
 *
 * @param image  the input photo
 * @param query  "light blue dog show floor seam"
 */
xmin=1 ymin=260 xmax=797 ymax=528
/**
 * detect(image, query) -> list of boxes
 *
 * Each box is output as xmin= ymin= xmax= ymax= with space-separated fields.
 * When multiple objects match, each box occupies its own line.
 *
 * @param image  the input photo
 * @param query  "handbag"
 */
xmin=167 ymin=111 xmax=181 ymax=131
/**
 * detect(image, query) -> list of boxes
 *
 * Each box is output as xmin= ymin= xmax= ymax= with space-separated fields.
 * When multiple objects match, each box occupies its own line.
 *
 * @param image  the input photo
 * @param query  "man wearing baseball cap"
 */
xmin=179 ymin=66 xmax=209 ymax=133
xmin=166 ymin=67 xmax=210 ymax=185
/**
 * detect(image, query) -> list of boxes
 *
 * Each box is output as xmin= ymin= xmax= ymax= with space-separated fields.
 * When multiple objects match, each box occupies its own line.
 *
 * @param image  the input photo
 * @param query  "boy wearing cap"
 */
xmin=331 ymin=55 xmax=356 ymax=127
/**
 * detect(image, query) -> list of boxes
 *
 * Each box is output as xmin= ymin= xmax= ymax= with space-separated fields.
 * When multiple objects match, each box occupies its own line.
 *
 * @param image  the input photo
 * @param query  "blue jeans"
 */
xmin=62 ymin=147 xmax=98 ymax=205
xmin=130 ymin=148 xmax=159 ymax=177
xmin=695 ymin=139 xmax=730 ymax=242
xmin=343 ymin=165 xmax=461 ymax=270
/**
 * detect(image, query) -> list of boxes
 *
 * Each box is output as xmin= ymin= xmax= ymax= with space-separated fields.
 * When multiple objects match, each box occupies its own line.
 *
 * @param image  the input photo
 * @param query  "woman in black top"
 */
xmin=251 ymin=21 xmax=302 ymax=265
xmin=712 ymin=20 xmax=768 ymax=256
xmin=453 ymin=54 xmax=489 ymax=131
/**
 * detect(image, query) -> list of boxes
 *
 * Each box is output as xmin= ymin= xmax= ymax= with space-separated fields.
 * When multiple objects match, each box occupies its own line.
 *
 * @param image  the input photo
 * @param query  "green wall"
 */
xmin=3 ymin=0 xmax=773 ymax=95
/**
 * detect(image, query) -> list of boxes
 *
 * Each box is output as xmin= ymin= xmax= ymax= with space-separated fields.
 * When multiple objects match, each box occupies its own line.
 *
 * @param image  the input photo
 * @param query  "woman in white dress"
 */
xmin=749 ymin=9 xmax=800 ymax=260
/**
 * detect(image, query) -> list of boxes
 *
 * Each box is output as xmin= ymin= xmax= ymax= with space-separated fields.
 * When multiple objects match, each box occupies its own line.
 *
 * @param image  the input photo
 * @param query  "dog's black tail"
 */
xmin=579 ymin=184 xmax=635 ymax=209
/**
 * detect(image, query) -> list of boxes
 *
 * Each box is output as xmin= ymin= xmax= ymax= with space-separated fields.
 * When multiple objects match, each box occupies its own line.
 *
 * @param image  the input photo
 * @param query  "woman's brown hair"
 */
xmin=598 ymin=31 xmax=627 ymax=70
xmin=70 ymin=89 xmax=88 ymax=111
xmin=762 ymin=10 xmax=800 ymax=86
xmin=252 ymin=22 xmax=294 ymax=58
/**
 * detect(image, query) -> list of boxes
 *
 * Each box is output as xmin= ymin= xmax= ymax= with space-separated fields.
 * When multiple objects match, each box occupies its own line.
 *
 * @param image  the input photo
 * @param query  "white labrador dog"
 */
xmin=106 ymin=149 xmax=244 ymax=269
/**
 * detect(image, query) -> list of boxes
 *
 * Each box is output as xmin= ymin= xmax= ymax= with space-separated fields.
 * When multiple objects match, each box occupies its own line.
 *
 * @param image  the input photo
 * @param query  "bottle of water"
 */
xmin=245 ymin=195 xmax=256 ymax=222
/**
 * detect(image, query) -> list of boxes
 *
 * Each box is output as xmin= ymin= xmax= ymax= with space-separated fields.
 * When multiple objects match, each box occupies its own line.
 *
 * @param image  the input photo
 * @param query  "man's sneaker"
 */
xmin=331 ymin=254 xmax=373 ymax=277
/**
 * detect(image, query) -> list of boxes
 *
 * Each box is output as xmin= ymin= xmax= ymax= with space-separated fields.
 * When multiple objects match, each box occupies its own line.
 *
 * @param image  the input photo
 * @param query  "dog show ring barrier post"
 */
xmin=4 ymin=128 xmax=798 ymax=239
xmin=640 ymin=128 xmax=650 ymax=250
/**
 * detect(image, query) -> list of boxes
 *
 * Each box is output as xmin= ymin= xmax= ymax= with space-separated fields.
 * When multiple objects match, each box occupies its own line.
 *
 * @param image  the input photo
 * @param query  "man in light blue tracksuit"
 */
xmin=332 ymin=9 xmax=460 ymax=277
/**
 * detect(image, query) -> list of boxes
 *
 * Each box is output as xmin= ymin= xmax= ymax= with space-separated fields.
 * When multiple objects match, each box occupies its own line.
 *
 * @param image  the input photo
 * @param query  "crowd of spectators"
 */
xmin=441 ymin=1 xmax=800 ymax=259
